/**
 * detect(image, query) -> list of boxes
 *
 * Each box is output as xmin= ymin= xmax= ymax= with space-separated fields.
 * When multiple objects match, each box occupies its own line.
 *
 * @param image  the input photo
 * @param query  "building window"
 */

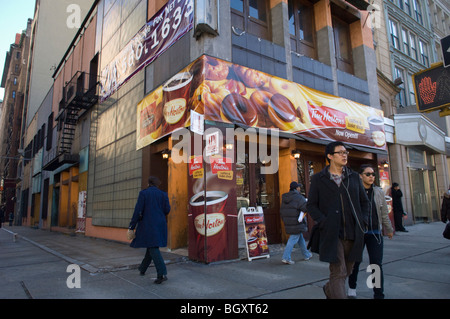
xmin=419 ymin=40 xmax=429 ymax=67
xmin=389 ymin=19 xmax=400 ymax=50
xmin=231 ymin=0 xmax=270 ymax=40
xmin=404 ymin=0 xmax=412 ymax=16
xmin=333 ymin=16 xmax=353 ymax=75
xmin=394 ymin=67 xmax=406 ymax=107
xmin=288 ymin=0 xmax=316 ymax=59
xmin=402 ymin=29 xmax=410 ymax=56
xmin=12 ymin=91 xmax=16 ymax=99
xmin=13 ymin=77 xmax=17 ymax=85
xmin=407 ymin=74 xmax=415 ymax=105
xmin=413 ymin=0 xmax=423 ymax=25
xmin=410 ymin=33 xmax=418 ymax=60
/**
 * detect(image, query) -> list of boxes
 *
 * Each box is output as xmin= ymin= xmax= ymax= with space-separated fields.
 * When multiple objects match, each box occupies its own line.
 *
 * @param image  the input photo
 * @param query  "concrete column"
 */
xmin=350 ymin=11 xmax=380 ymax=108
xmin=314 ymin=0 xmax=338 ymax=95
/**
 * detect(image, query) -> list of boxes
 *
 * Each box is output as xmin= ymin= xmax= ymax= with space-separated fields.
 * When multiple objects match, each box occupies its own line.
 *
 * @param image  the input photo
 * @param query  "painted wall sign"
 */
xmin=100 ymin=0 xmax=193 ymax=101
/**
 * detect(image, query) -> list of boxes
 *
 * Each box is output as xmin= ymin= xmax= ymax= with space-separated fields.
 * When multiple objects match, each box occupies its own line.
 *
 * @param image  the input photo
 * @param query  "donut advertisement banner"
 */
xmin=137 ymin=55 xmax=387 ymax=151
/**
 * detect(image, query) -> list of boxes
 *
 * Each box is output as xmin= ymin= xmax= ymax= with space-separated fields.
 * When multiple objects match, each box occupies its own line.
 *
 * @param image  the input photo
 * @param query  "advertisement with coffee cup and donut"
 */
xmin=137 ymin=55 xmax=386 ymax=152
xmin=187 ymin=126 xmax=238 ymax=263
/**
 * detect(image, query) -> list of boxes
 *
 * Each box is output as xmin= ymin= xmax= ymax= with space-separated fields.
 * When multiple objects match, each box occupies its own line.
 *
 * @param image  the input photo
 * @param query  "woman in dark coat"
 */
xmin=441 ymin=186 xmax=450 ymax=224
xmin=391 ymin=183 xmax=407 ymax=232
xmin=129 ymin=176 xmax=171 ymax=284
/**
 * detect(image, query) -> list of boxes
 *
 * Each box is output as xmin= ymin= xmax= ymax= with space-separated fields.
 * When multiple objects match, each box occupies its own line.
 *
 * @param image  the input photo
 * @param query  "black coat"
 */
xmin=392 ymin=188 xmax=404 ymax=214
xmin=441 ymin=193 xmax=450 ymax=223
xmin=307 ymin=166 xmax=370 ymax=263
xmin=280 ymin=190 xmax=308 ymax=234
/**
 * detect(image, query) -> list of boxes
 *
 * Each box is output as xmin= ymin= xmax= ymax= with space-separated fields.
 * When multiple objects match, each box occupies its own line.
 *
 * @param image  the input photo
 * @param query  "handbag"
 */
xmin=443 ymin=222 xmax=450 ymax=240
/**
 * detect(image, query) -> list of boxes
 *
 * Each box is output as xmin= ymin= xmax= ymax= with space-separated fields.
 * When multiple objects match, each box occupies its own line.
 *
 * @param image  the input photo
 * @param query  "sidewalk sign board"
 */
xmin=239 ymin=206 xmax=270 ymax=261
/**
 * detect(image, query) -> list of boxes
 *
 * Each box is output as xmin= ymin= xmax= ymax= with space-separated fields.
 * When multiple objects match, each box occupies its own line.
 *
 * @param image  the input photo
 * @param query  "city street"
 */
xmin=0 ymin=221 xmax=449 ymax=304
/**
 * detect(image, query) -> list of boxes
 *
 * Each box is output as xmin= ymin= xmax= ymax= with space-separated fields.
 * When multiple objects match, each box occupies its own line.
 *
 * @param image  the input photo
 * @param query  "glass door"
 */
xmin=409 ymin=168 xmax=429 ymax=222
xmin=236 ymin=143 xmax=281 ymax=243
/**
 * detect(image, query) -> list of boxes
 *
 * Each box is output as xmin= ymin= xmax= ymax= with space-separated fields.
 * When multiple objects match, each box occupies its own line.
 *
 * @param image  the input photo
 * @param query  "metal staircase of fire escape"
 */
xmin=58 ymin=71 xmax=98 ymax=157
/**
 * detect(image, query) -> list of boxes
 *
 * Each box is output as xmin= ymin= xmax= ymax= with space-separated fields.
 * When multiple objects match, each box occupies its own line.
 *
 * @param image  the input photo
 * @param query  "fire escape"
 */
xmin=42 ymin=71 xmax=98 ymax=171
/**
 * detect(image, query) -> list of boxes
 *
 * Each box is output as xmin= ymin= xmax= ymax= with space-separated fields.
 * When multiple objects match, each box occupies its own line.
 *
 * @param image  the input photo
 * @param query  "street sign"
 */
xmin=441 ymin=35 xmax=450 ymax=68
xmin=412 ymin=63 xmax=450 ymax=115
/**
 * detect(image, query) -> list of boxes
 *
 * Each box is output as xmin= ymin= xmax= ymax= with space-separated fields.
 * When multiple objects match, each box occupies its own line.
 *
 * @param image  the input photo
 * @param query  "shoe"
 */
xmin=139 ymin=271 xmax=145 ymax=276
xmin=282 ymin=259 xmax=295 ymax=265
xmin=304 ymin=254 xmax=312 ymax=261
xmin=154 ymin=275 xmax=168 ymax=284
xmin=347 ymin=288 xmax=357 ymax=299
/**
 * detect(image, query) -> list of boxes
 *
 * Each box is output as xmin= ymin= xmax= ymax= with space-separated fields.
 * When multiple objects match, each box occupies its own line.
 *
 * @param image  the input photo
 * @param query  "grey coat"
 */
xmin=280 ymin=190 xmax=308 ymax=234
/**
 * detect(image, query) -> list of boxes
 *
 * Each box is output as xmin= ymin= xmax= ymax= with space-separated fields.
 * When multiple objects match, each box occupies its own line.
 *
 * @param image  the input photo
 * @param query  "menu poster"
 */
xmin=240 ymin=207 xmax=270 ymax=261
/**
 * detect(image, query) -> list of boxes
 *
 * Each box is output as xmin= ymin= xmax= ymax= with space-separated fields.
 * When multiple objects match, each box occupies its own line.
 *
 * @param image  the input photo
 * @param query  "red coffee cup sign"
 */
xmin=189 ymin=191 xmax=228 ymax=261
xmin=162 ymin=72 xmax=193 ymax=133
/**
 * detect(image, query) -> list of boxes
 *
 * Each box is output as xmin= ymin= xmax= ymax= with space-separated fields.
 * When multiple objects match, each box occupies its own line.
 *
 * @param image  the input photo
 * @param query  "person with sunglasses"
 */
xmin=307 ymin=141 xmax=370 ymax=299
xmin=347 ymin=164 xmax=393 ymax=299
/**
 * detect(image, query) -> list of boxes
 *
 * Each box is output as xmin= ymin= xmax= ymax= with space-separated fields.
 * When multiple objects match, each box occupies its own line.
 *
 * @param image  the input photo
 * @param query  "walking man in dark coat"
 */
xmin=307 ymin=141 xmax=369 ymax=299
xmin=129 ymin=176 xmax=171 ymax=284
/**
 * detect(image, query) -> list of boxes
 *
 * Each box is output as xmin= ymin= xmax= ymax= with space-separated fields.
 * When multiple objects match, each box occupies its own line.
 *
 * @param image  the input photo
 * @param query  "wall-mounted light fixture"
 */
xmin=162 ymin=149 xmax=171 ymax=159
xmin=291 ymin=149 xmax=302 ymax=159
xmin=382 ymin=160 xmax=389 ymax=168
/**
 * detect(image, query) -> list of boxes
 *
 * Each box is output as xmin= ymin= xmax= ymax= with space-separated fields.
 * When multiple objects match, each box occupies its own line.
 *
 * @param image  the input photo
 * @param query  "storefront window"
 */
xmin=408 ymin=147 xmax=424 ymax=164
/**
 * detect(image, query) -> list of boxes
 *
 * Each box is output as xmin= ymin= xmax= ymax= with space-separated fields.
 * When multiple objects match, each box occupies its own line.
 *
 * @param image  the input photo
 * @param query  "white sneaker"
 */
xmin=347 ymin=288 xmax=357 ymax=299
xmin=282 ymin=259 xmax=295 ymax=265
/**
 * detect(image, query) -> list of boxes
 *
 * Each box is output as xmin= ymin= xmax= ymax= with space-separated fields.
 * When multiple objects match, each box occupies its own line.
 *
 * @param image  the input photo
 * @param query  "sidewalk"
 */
xmin=1 ymin=222 xmax=449 ymax=299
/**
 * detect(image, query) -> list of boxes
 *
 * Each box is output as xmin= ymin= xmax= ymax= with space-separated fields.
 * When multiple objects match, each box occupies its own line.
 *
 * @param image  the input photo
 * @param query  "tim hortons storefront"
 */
xmin=137 ymin=55 xmax=388 ymax=263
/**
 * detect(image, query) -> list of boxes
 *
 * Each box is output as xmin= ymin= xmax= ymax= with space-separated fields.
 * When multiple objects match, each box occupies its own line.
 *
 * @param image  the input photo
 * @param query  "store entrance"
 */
xmin=236 ymin=144 xmax=281 ymax=244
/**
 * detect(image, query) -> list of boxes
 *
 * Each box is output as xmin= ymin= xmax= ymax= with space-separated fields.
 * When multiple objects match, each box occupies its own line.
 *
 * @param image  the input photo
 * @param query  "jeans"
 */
xmin=139 ymin=247 xmax=167 ymax=278
xmin=348 ymin=233 xmax=384 ymax=299
xmin=282 ymin=233 xmax=312 ymax=261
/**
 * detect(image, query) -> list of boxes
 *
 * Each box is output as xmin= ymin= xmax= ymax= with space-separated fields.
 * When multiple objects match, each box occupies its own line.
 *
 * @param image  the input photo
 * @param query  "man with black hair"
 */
xmin=307 ymin=141 xmax=369 ymax=299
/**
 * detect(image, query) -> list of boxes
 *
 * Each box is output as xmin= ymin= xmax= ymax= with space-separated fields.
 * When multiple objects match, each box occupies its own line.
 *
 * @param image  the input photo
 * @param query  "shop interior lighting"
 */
xmin=291 ymin=149 xmax=302 ymax=159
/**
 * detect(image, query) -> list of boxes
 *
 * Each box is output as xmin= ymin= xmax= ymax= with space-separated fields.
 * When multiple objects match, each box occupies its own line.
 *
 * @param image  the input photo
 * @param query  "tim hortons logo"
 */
xmin=163 ymin=98 xmax=186 ymax=124
xmin=245 ymin=215 xmax=264 ymax=224
xmin=194 ymin=213 xmax=226 ymax=237
xmin=307 ymin=101 xmax=347 ymax=128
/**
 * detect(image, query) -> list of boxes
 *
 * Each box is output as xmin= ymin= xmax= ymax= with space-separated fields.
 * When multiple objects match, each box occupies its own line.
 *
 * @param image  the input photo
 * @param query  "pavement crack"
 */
xmin=20 ymin=281 xmax=33 ymax=299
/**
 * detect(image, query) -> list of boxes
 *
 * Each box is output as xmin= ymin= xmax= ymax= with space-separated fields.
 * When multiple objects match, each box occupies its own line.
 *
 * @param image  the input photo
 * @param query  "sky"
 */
xmin=0 ymin=0 xmax=36 ymax=100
